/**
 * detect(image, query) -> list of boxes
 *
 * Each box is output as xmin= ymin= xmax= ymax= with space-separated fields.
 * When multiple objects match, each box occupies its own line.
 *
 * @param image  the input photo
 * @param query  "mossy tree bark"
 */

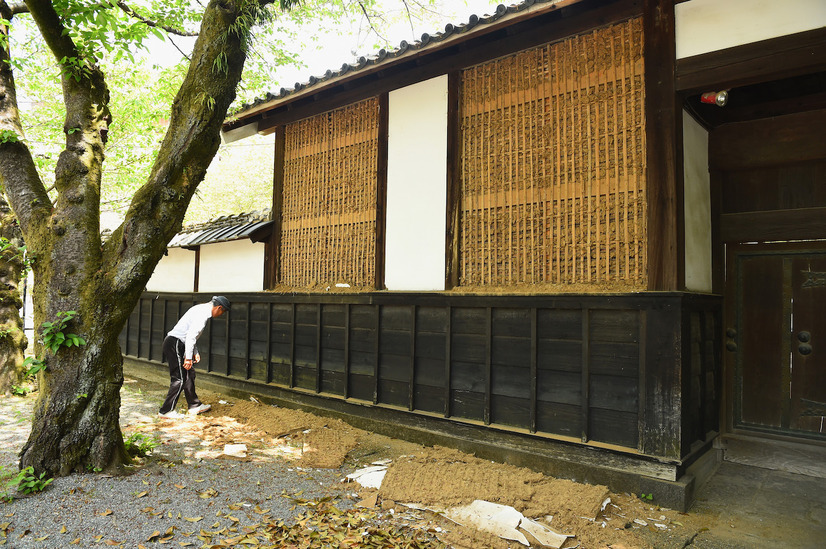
xmin=0 ymin=0 xmax=269 ymax=476
xmin=0 ymin=194 xmax=27 ymax=394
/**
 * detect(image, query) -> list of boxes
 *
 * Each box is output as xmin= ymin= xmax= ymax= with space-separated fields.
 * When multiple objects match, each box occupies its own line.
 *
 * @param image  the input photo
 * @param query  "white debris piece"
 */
xmin=445 ymin=500 xmax=530 ymax=546
xmin=520 ymin=516 xmax=574 ymax=548
xmin=345 ymin=465 xmax=388 ymax=489
xmin=444 ymin=500 xmax=572 ymax=548
xmin=222 ymin=444 xmax=248 ymax=458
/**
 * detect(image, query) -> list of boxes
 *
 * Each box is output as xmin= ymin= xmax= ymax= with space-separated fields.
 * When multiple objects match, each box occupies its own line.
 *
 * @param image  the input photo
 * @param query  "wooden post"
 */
xmin=375 ymin=93 xmax=389 ymax=290
xmin=581 ymin=307 xmax=590 ymax=443
xmin=344 ymin=304 xmax=351 ymax=399
xmin=269 ymin=125 xmax=286 ymax=289
xmin=445 ymin=71 xmax=461 ymax=289
xmin=644 ymin=0 xmax=684 ymax=290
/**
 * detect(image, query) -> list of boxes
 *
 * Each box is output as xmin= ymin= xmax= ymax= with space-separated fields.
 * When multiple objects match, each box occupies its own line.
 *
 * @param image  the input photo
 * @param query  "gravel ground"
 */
xmin=0 ymin=380 xmax=362 ymax=549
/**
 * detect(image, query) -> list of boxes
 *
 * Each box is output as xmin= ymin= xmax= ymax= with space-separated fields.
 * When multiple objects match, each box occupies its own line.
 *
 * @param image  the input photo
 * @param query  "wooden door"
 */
xmin=728 ymin=244 xmax=826 ymax=439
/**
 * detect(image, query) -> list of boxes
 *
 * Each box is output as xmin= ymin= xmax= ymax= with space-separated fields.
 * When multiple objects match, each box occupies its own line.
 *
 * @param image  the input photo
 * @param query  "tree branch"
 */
xmin=24 ymin=0 xmax=81 ymax=62
xmin=0 ymin=3 xmax=52 ymax=239
xmin=116 ymin=1 xmax=198 ymax=37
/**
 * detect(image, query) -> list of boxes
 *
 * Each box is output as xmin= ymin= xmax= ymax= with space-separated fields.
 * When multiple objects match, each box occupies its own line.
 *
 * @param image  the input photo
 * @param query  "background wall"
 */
xmin=199 ymin=240 xmax=264 ymax=292
xmin=385 ymin=75 xmax=448 ymax=291
xmin=145 ymin=247 xmax=195 ymax=293
xmin=682 ymin=111 xmax=712 ymax=293
xmin=675 ymin=0 xmax=826 ymax=59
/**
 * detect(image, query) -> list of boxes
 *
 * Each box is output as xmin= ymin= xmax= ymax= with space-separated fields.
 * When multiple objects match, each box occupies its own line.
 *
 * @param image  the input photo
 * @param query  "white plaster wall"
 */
xmin=676 ymin=0 xmax=826 ymax=59
xmin=385 ymin=75 xmax=448 ymax=291
xmin=683 ymin=111 xmax=712 ymax=293
xmin=198 ymin=239 xmax=264 ymax=292
xmin=145 ymin=247 xmax=196 ymax=292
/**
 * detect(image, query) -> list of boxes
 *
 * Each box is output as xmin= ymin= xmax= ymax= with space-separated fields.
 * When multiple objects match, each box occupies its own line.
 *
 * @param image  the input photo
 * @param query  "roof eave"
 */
xmin=222 ymin=0 xmax=582 ymax=133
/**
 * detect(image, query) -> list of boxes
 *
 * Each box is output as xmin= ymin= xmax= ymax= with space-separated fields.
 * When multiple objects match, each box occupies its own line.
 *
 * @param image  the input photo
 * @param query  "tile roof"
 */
xmin=167 ymin=209 xmax=272 ymax=248
xmin=228 ymin=0 xmax=571 ymax=123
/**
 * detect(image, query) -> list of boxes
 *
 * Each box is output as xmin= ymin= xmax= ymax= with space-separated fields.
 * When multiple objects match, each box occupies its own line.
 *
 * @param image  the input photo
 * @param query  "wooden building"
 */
xmin=123 ymin=0 xmax=826 ymax=510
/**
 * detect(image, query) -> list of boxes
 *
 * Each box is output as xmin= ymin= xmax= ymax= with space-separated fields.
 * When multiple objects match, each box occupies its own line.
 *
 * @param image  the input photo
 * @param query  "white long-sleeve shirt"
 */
xmin=167 ymin=302 xmax=213 ymax=360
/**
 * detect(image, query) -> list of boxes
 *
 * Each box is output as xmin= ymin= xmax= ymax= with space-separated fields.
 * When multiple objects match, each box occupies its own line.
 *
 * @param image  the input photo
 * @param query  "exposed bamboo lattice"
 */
xmin=281 ymin=98 xmax=379 ymax=287
xmin=459 ymin=18 xmax=647 ymax=288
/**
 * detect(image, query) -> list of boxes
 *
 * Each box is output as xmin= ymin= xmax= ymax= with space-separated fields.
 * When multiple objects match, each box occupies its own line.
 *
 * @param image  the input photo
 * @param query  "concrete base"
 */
xmin=125 ymin=357 xmax=704 ymax=511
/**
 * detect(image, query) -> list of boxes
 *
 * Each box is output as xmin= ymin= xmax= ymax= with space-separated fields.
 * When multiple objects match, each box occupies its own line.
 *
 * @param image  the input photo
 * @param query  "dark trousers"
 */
xmin=159 ymin=336 xmax=202 ymax=414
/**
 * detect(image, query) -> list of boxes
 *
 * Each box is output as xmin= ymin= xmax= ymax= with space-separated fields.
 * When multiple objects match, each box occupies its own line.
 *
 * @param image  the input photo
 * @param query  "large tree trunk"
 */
xmin=0 ymin=194 xmax=27 ymax=394
xmin=0 ymin=0 xmax=264 ymax=476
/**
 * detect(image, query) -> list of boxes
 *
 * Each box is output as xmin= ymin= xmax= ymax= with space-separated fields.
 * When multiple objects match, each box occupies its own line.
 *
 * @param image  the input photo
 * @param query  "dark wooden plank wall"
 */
xmin=123 ymin=292 xmax=721 ymax=460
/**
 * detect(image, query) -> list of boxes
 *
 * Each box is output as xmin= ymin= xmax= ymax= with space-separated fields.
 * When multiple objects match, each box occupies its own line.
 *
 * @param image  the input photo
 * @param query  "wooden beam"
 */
xmin=721 ymin=207 xmax=826 ymax=243
xmin=709 ymin=109 xmax=826 ymax=171
xmin=193 ymin=246 xmax=200 ymax=292
xmin=676 ymin=27 xmax=826 ymax=95
xmin=644 ymin=0 xmax=683 ymax=291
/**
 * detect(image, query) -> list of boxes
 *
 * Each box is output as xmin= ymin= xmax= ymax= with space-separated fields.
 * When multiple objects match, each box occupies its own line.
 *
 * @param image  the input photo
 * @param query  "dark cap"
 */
xmin=212 ymin=296 xmax=231 ymax=310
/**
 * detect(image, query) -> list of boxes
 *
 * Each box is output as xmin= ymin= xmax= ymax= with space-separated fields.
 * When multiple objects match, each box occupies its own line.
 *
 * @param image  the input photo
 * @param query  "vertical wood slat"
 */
xmin=780 ymin=258 xmax=793 ymax=429
xmin=484 ymin=307 xmax=492 ymax=425
xmin=530 ymin=307 xmax=538 ymax=433
xmin=148 ymin=298 xmax=154 ymax=361
xmin=316 ymin=304 xmax=322 ymax=393
xmin=344 ymin=304 xmax=351 ymax=399
xmin=266 ymin=303 xmax=273 ymax=384
xmin=638 ymin=309 xmax=647 ymax=451
xmin=289 ymin=303 xmax=296 ymax=388
xmin=136 ymin=298 xmax=143 ymax=359
xmin=444 ymin=306 xmax=452 ymax=418
xmin=581 ymin=307 xmax=590 ymax=442
xmin=224 ymin=308 xmax=230 ymax=376
xmin=409 ymin=305 xmax=416 ymax=411
xmin=125 ymin=305 xmax=131 ymax=356
xmin=373 ymin=304 xmax=380 ymax=405
xmin=193 ymin=247 xmax=200 ymax=293
xmin=245 ymin=302 xmax=252 ymax=379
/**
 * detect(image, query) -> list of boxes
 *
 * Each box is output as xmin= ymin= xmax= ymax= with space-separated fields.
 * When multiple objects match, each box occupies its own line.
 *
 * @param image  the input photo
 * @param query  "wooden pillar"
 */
xmin=644 ymin=0 xmax=684 ymax=291
xmin=375 ymin=93 xmax=389 ymax=290
xmin=267 ymin=125 xmax=285 ymax=289
xmin=445 ymin=70 xmax=461 ymax=290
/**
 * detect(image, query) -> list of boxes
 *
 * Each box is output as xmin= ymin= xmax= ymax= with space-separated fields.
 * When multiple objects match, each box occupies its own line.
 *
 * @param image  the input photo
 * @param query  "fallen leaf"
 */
xmin=136 ymin=491 xmax=149 ymax=498
xmin=60 ymin=525 xmax=67 ymax=534
xmin=70 ymin=538 xmax=81 ymax=545
xmin=184 ymin=517 xmax=203 ymax=523
xmin=99 ymin=510 xmax=113 ymax=517
xmin=174 ymin=484 xmax=186 ymax=489
xmin=104 ymin=540 xmax=121 ymax=546
xmin=34 ymin=535 xmax=49 ymax=541
xmin=147 ymin=531 xmax=161 ymax=542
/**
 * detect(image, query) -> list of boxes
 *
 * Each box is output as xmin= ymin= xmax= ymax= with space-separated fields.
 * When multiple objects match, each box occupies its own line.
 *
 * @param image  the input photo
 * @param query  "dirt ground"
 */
xmin=120 ymin=374 xmax=704 ymax=549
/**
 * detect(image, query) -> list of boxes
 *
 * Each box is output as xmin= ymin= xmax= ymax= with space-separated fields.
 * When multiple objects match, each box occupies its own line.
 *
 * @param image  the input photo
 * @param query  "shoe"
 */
xmin=188 ymin=403 xmax=211 ymax=415
xmin=158 ymin=410 xmax=185 ymax=419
